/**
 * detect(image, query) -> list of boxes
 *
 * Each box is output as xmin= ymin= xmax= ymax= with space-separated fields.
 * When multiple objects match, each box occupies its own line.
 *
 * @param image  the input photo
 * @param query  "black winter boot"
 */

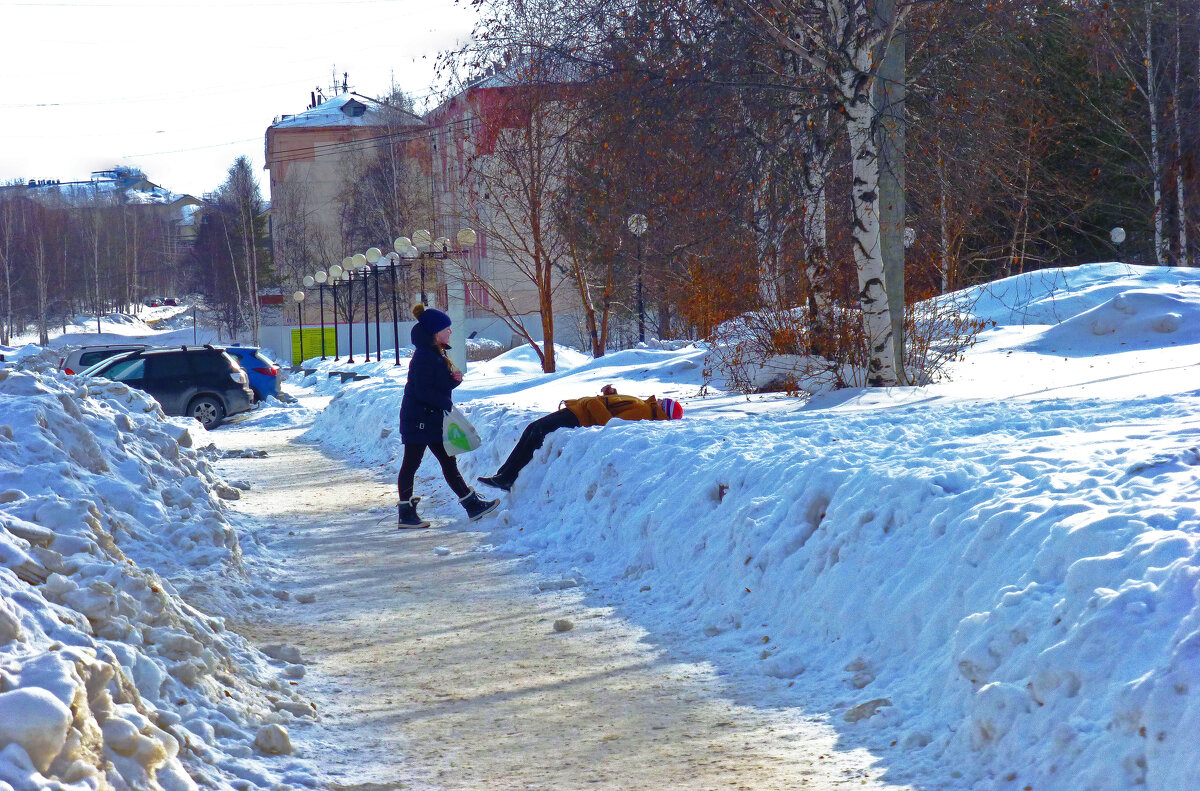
xmin=459 ymin=489 xmax=500 ymax=522
xmin=397 ymin=497 xmax=430 ymax=529
xmin=476 ymin=473 xmax=514 ymax=492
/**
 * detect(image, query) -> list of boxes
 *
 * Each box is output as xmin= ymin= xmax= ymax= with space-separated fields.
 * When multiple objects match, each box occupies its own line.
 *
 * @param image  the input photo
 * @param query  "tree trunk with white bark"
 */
xmin=843 ymin=72 xmax=900 ymax=386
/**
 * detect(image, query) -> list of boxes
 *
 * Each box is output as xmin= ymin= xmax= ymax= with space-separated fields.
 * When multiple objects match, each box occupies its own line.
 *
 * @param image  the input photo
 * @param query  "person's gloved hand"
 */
xmin=600 ymin=384 xmax=617 ymax=396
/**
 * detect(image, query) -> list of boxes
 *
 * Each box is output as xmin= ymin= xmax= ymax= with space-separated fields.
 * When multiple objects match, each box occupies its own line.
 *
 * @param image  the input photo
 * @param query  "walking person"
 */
xmin=397 ymin=304 xmax=499 ymax=529
xmin=477 ymin=385 xmax=684 ymax=492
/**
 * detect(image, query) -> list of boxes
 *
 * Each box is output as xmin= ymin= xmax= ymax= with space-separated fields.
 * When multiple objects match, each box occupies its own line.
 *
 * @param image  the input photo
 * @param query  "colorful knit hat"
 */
xmin=659 ymin=397 xmax=683 ymax=420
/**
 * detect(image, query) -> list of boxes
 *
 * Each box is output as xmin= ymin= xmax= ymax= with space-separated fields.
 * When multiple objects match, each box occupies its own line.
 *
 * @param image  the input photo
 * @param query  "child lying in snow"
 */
xmin=477 ymin=384 xmax=684 ymax=492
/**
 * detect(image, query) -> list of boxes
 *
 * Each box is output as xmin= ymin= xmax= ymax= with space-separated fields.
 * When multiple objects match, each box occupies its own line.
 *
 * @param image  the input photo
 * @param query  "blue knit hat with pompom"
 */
xmin=412 ymin=303 xmax=451 ymax=333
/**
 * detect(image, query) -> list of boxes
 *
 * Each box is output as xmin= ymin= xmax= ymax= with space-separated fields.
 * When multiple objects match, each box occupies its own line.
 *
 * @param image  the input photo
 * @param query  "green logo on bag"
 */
xmin=447 ymin=422 xmax=471 ymax=450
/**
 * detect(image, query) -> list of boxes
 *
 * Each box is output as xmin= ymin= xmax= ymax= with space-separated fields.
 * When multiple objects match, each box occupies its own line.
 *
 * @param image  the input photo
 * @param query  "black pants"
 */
xmin=397 ymin=441 xmax=470 ymax=501
xmin=495 ymin=408 xmax=581 ymax=481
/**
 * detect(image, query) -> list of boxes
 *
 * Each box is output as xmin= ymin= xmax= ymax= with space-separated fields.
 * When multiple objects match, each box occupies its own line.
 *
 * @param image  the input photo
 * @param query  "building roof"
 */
xmin=270 ymin=92 xmax=424 ymax=130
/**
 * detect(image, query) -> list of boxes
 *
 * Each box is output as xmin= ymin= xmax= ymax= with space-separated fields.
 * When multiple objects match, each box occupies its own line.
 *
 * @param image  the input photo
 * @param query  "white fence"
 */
xmin=260 ymin=316 xmax=543 ymax=367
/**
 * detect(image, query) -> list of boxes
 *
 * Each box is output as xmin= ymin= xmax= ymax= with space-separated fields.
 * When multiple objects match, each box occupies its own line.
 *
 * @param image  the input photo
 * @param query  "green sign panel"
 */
xmin=291 ymin=327 xmax=336 ymax=366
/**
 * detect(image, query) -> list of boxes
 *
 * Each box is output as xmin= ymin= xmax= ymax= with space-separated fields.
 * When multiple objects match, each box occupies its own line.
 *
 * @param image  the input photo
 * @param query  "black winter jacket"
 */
xmin=400 ymin=322 xmax=460 ymax=444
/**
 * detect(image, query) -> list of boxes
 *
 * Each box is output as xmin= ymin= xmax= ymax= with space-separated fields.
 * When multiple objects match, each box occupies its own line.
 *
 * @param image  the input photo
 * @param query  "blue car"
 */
xmin=222 ymin=346 xmax=281 ymax=402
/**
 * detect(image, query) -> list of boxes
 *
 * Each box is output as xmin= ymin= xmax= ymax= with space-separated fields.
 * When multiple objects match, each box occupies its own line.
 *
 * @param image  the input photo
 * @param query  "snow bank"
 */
xmin=0 ymin=366 xmax=316 ymax=789
xmin=961 ymin=261 xmax=1200 ymax=328
xmin=305 ymin=264 xmax=1200 ymax=790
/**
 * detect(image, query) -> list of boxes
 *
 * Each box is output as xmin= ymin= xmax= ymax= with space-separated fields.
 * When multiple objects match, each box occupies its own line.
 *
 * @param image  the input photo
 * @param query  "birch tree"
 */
xmin=1170 ymin=0 xmax=1188 ymax=265
xmin=1087 ymin=0 xmax=1173 ymax=265
xmin=729 ymin=0 xmax=920 ymax=385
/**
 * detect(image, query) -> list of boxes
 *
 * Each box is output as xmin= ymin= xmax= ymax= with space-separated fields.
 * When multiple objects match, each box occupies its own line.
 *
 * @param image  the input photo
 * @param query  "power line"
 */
xmin=0 ymin=67 xmax=390 ymax=108
xmin=120 ymin=138 xmax=262 ymax=158
xmin=110 ymin=113 xmax=470 ymax=164
xmin=264 ymin=115 xmax=478 ymax=168
xmin=1 ymin=78 xmax=447 ymax=113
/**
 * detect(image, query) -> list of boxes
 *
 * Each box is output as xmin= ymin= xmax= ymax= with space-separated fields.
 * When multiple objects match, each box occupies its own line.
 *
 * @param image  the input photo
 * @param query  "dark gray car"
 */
xmin=84 ymin=346 xmax=254 ymax=429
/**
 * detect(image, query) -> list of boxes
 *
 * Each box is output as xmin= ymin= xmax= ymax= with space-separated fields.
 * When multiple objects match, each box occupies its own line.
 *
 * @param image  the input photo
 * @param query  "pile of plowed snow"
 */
xmin=0 ymin=361 xmax=315 ymax=790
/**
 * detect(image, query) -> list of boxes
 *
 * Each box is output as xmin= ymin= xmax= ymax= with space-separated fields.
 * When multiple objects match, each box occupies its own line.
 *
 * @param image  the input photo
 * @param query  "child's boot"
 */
xmin=459 ymin=489 xmax=499 ymax=521
xmin=397 ymin=497 xmax=430 ymax=529
xmin=476 ymin=473 xmax=514 ymax=492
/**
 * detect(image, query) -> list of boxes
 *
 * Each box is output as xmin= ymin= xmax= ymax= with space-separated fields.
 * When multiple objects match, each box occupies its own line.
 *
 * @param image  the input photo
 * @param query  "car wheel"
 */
xmin=188 ymin=396 xmax=225 ymax=429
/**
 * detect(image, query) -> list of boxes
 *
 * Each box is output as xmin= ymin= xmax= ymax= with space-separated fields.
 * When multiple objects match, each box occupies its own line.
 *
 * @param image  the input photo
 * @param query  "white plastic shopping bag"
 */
xmin=443 ymin=405 xmax=482 ymax=456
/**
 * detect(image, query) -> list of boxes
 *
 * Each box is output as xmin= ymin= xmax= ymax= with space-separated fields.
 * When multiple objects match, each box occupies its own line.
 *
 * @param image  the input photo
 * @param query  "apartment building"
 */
xmin=264 ymin=78 xmax=581 ymax=349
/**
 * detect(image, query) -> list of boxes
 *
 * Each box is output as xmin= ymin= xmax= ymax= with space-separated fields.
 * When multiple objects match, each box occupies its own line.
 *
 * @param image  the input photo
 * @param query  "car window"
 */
xmin=79 ymin=349 xmax=136 ymax=367
xmin=191 ymin=352 xmax=232 ymax=375
xmin=253 ymin=352 xmax=273 ymax=366
xmin=79 ymin=352 xmax=132 ymax=377
xmin=102 ymin=358 xmax=145 ymax=382
xmin=148 ymin=353 xmax=190 ymax=378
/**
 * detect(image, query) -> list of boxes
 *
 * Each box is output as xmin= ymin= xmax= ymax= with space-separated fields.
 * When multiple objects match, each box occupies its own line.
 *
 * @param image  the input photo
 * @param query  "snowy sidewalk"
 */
xmin=212 ymin=421 xmax=911 ymax=791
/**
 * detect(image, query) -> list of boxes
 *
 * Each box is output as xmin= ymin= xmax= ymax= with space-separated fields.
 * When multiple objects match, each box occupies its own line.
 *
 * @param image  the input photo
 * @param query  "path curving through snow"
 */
xmin=213 ymin=414 xmax=912 ymax=791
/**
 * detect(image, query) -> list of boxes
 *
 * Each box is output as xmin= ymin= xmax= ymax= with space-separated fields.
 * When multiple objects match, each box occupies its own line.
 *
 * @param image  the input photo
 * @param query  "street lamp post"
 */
xmin=302 ymin=275 xmax=316 ymax=361
xmin=328 ymin=263 xmax=344 ymax=360
xmin=366 ymin=247 xmax=384 ymax=362
xmin=293 ymin=290 xmax=306 ymax=365
xmin=339 ymin=256 xmax=356 ymax=363
xmin=386 ymin=251 xmax=403 ymax=365
xmin=314 ymin=270 xmax=328 ymax=359
xmin=349 ymin=252 xmax=369 ymax=361
xmin=628 ymin=213 xmax=648 ymax=343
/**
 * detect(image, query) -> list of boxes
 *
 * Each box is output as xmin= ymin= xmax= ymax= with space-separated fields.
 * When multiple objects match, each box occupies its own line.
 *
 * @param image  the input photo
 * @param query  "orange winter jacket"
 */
xmin=561 ymin=394 xmax=671 ymax=427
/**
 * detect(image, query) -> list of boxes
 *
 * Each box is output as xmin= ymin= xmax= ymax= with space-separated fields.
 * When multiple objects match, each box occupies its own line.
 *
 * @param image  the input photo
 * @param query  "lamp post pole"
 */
xmin=628 ymin=213 xmax=648 ymax=343
xmin=413 ymin=228 xmax=432 ymax=304
xmin=387 ymin=252 xmax=402 ymax=366
xmin=315 ymin=271 xmax=328 ymax=359
xmin=361 ymin=261 xmax=371 ymax=361
xmin=301 ymin=275 xmax=317 ymax=362
xmin=343 ymin=258 xmax=356 ymax=363
xmin=329 ymin=263 xmax=344 ymax=360
xmin=292 ymin=290 xmax=306 ymax=366
xmin=361 ymin=247 xmax=385 ymax=363
xmin=347 ymin=253 xmax=367 ymax=362
xmin=373 ymin=261 xmax=383 ymax=361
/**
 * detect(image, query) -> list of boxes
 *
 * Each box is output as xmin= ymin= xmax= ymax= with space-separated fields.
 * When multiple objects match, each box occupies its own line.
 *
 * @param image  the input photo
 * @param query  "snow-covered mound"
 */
xmin=961 ymin=261 xmax=1200 ymax=328
xmin=1022 ymin=287 xmax=1200 ymax=354
xmin=303 ymin=263 xmax=1200 ymax=791
xmin=0 ymin=367 xmax=315 ymax=789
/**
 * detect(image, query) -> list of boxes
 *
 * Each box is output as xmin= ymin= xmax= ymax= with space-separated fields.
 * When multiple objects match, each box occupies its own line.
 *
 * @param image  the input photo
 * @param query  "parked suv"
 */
xmin=81 ymin=346 xmax=254 ymax=429
xmin=221 ymin=345 xmax=281 ymax=401
xmin=59 ymin=344 xmax=149 ymax=375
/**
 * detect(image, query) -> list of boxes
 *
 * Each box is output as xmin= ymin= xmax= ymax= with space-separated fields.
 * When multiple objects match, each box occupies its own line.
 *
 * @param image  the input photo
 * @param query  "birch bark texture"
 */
xmin=735 ymin=0 xmax=915 ymax=385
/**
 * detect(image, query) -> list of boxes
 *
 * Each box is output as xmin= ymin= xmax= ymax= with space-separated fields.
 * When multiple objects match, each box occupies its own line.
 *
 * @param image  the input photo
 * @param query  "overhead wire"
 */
xmin=263 ymin=114 xmax=479 ymax=168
